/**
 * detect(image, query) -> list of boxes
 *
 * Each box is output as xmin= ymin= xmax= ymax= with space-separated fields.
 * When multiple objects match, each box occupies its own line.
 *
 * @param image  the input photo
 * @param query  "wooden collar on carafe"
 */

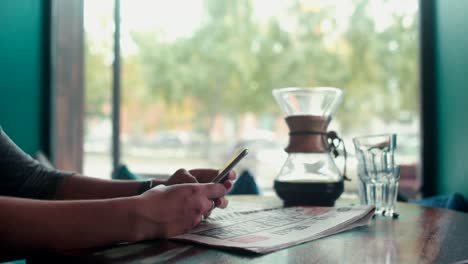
xmin=285 ymin=115 xmax=330 ymax=153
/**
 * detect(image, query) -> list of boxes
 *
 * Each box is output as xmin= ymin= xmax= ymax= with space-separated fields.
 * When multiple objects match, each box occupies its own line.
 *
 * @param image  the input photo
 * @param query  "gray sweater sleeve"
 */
xmin=0 ymin=127 xmax=73 ymax=199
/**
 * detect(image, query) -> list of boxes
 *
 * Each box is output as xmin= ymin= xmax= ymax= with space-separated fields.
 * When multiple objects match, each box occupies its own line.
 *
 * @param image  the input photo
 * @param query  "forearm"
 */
xmin=0 ymin=195 xmax=138 ymax=255
xmin=54 ymin=174 xmax=161 ymax=200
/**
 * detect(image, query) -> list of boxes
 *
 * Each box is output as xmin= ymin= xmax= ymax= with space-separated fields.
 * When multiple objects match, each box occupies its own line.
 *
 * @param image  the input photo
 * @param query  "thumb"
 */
xmin=168 ymin=169 xmax=198 ymax=185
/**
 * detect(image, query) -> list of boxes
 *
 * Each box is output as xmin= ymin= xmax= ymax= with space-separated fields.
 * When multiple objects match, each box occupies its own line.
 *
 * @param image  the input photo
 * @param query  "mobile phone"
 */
xmin=212 ymin=148 xmax=248 ymax=183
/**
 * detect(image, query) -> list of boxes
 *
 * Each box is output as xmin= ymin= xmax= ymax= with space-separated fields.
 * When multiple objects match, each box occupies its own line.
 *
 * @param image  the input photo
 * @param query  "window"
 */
xmin=84 ymin=0 xmax=420 ymax=196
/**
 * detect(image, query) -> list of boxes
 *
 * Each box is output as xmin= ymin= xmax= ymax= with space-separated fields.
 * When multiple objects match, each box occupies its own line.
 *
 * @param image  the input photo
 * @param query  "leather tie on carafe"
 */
xmin=285 ymin=115 xmax=350 ymax=181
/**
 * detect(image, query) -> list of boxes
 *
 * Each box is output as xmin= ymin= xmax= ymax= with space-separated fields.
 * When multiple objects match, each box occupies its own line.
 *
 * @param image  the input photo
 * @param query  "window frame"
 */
xmin=50 ymin=0 xmax=85 ymax=172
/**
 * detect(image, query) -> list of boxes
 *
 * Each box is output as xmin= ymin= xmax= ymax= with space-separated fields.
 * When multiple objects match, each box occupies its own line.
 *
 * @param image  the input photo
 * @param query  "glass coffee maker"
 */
xmin=273 ymin=87 xmax=348 ymax=206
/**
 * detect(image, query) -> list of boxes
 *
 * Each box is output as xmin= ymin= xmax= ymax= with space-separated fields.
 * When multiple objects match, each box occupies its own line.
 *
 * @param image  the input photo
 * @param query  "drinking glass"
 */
xmin=353 ymin=134 xmax=400 ymax=216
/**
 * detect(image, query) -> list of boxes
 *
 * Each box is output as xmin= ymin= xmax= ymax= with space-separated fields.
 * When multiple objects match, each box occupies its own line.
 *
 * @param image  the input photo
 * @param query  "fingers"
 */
xmin=189 ymin=169 xmax=237 ymax=183
xmin=223 ymin=180 xmax=233 ymax=191
xmin=226 ymin=170 xmax=237 ymax=181
xmin=203 ymin=198 xmax=228 ymax=221
xmin=176 ymin=184 xmax=223 ymax=214
xmin=185 ymin=194 xmax=213 ymax=227
xmin=176 ymin=169 xmax=198 ymax=183
xmin=203 ymin=200 xmax=216 ymax=218
xmin=168 ymin=169 xmax=198 ymax=185
xmin=199 ymin=196 xmax=215 ymax=214
xmin=215 ymin=197 xmax=229 ymax=209
xmin=200 ymin=183 xmax=227 ymax=199
xmin=184 ymin=184 xmax=226 ymax=220
xmin=189 ymin=169 xmax=218 ymax=183
xmin=187 ymin=184 xmax=226 ymax=219
xmin=221 ymin=171 xmax=236 ymax=190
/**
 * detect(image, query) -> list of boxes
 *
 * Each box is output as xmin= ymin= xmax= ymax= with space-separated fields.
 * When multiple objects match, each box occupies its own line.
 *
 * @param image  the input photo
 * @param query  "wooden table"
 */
xmin=30 ymin=196 xmax=468 ymax=264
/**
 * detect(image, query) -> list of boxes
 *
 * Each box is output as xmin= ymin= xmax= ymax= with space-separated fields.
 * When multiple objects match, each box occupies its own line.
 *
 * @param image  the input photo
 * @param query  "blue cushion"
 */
xmin=2 ymin=260 xmax=25 ymax=264
xmin=112 ymin=164 xmax=142 ymax=180
xmin=228 ymin=170 xmax=261 ymax=195
xmin=411 ymin=193 xmax=468 ymax=213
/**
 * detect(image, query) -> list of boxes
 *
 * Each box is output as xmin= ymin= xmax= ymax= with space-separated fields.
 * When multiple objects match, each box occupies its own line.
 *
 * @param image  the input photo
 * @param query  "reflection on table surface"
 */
xmin=31 ymin=196 xmax=468 ymax=264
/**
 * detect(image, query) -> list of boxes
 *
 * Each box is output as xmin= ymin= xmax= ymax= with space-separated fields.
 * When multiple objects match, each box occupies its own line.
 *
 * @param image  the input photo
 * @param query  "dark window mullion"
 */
xmin=112 ymin=0 xmax=121 ymax=172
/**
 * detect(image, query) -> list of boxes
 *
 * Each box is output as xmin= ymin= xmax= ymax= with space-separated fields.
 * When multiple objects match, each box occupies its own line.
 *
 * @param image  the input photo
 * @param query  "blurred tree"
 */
xmin=86 ymin=0 xmax=418 ymax=139
xmin=85 ymin=38 xmax=112 ymax=118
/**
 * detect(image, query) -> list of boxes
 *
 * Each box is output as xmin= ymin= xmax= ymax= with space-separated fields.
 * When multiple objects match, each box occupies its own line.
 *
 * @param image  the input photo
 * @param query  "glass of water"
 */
xmin=353 ymin=134 xmax=400 ymax=216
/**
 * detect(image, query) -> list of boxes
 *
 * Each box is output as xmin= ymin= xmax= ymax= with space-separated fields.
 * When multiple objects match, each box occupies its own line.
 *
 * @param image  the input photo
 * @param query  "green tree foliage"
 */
xmin=86 ymin=0 xmax=418 ymax=136
xmin=85 ymin=38 xmax=112 ymax=118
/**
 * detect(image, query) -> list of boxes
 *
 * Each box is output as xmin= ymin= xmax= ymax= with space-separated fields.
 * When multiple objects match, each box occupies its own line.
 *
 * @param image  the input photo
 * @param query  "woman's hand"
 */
xmin=163 ymin=168 xmax=237 ymax=209
xmin=130 ymin=183 xmax=226 ymax=240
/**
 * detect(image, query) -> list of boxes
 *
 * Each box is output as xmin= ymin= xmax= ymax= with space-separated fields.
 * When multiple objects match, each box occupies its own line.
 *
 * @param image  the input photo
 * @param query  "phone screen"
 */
xmin=212 ymin=148 xmax=248 ymax=183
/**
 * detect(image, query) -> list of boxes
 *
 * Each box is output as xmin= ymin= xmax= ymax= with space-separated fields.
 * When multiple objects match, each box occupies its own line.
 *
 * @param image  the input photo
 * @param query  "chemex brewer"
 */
xmin=273 ymin=87 xmax=349 ymax=206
